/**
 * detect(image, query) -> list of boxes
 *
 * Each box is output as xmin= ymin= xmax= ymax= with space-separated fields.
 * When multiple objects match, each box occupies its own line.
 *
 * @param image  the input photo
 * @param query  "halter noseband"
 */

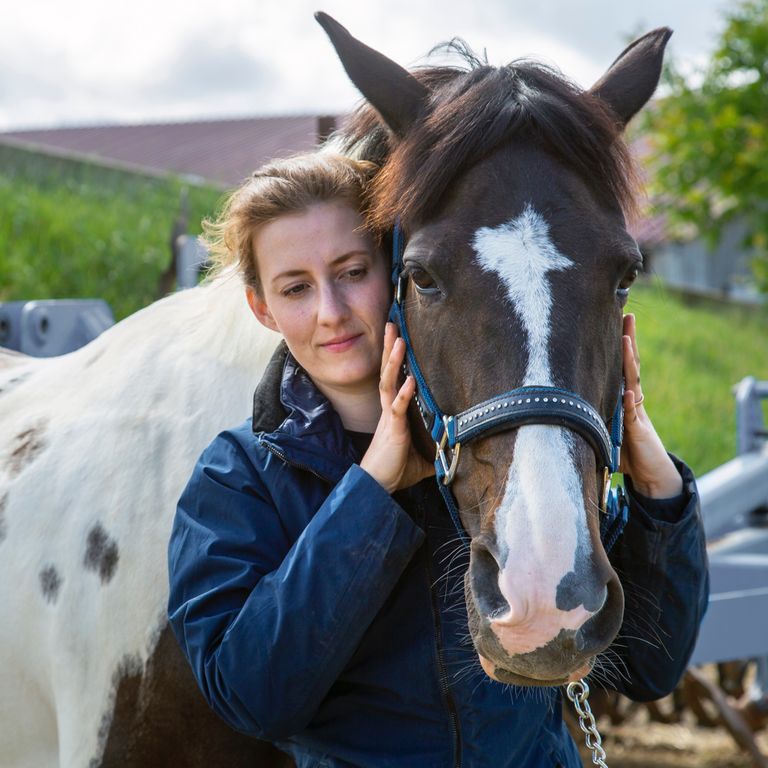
xmin=388 ymin=221 xmax=629 ymax=550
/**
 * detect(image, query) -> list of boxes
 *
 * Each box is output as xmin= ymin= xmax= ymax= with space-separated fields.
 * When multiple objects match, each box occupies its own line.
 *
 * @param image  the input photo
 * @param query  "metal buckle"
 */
xmin=601 ymin=466 xmax=611 ymax=512
xmin=436 ymin=416 xmax=461 ymax=486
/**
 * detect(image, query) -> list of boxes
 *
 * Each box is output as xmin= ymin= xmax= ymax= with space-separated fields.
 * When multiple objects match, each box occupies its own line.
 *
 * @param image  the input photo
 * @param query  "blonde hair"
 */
xmin=204 ymin=151 xmax=377 ymax=294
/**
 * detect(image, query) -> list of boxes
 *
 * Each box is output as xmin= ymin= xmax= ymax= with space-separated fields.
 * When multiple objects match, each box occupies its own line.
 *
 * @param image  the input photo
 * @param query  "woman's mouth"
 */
xmin=320 ymin=334 xmax=362 ymax=352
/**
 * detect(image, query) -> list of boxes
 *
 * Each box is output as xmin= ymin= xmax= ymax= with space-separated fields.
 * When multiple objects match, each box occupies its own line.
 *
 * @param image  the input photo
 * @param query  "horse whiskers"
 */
xmin=432 ymin=576 xmax=466 ymax=595
xmin=436 ymin=567 xmax=466 ymax=591
xmin=619 ymin=624 xmax=669 ymax=659
xmin=617 ymin=599 xmax=668 ymax=643
xmin=618 ymin=576 xmax=663 ymax=613
xmin=590 ymin=666 xmax=618 ymax=692
xmin=592 ymin=648 xmax=630 ymax=687
xmin=433 ymin=534 xmax=469 ymax=561
xmin=431 ymin=553 xmax=470 ymax=594
xmin=614 ymin=631 xmax=662 ymax=653
xmin=437 ymin=541 xmax=469 ymax=571
xmin=450 ymin=657 xmax=486 ymax=686
xmin=433 ymin=550 xmax=468 ymax=577
xmin=602 ymin=645 xmax=630 ymax=674
xmin=620 ymin=608 xmax=667 ymax=647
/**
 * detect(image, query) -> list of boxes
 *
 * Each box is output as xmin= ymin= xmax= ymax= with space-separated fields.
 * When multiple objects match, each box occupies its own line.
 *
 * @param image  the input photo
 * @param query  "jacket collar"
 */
xmin=252 ymin=342 xmax=361 ymax=481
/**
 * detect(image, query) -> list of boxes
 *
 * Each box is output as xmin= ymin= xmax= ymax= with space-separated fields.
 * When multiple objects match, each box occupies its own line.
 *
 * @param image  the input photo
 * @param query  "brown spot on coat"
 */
xmin=85 ymin=349 xmax=105 ymax=368
xmin=92 ymin=625 xmax=291 ymax=768
xmin=0 ymin=371 xmax=32 ymax=395
xmin=84 ymin=523 xmax=119 ymax=583
xmin=40 ymin=564 xmax=62 ymax=603
xmin=11 ymin=372 xmax=31 ymax=385
xmin=7 ymin=420 xmax=48 ymax=477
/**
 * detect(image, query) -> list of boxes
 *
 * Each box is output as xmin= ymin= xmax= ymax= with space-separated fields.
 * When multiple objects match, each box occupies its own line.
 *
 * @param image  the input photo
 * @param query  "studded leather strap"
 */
xmin=452 ymin=386 xmax=614 ymax=472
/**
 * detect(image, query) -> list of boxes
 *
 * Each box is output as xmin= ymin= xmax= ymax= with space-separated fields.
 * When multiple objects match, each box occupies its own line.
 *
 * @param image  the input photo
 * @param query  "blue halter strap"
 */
xmin=388 ymin=221 xmax=629 ymax=551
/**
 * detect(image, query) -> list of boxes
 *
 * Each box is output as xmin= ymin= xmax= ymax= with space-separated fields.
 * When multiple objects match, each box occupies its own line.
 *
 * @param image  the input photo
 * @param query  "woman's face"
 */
xmin=247 ymin=200 xmax=391 ymax=398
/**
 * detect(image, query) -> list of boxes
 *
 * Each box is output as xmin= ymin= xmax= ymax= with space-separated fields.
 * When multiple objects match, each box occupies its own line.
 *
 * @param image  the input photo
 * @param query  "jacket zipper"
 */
xmin=259 ymin=439 xmax=332 ymax=484
xmin=423 ymin=525 xmax=463 ymax=768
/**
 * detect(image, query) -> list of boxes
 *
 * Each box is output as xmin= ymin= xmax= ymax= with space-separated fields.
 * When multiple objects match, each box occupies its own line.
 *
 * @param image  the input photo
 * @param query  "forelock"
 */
xmin=341 ymin=55 xmax=640 ymax=234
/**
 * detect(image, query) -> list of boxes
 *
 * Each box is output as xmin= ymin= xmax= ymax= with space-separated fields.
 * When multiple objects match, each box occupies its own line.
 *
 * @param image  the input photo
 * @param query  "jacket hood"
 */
xmin=251 ymin=341 xmax=361 ymax=481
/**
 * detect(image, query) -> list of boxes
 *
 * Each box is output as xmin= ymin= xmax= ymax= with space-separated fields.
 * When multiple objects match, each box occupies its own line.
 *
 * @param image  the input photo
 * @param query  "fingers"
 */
xmin=622 ymin=313 xmax=644 ymax=413
xmin=379 ymin=333 xmax=406 ymax=406
xmin=391 ymin=375 xmax=415 ymax=419
xmin=623 ymin=335 xmax=644 ymax=409
xmin=623 ymin=388 xmax=640 ymax=425
xmin=623 ymin=313 xmax=640 ymax=364
xmin=380 ymin=322 xmax=396 ymax=376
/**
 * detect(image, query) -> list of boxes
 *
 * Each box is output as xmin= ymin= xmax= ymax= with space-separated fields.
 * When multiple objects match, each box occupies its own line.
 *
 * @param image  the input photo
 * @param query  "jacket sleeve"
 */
xmin=167 ymin=432 xmax=425 ymax=739
xmin=604 ymin=454 xmax=709 ymax=701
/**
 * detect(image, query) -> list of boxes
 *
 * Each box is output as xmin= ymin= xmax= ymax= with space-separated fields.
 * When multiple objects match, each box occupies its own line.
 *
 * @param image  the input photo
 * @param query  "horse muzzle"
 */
xmin=465 ymin=538 xmax=625 ymax=685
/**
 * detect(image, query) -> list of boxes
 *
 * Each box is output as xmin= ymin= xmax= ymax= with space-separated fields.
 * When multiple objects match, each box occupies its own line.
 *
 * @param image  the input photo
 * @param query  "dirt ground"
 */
xmin=579 ymin=712 xmax=768 ymax=767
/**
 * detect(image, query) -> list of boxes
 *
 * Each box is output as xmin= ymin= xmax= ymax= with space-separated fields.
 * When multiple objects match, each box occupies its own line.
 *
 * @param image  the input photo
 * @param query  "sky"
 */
xmin=0 ymin=0 xmax=731 ymax=131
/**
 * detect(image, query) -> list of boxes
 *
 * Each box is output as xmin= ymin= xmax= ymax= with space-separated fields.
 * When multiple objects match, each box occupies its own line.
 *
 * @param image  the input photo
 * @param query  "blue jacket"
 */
xmin=168 ymin=344 xmax=709 ymax=768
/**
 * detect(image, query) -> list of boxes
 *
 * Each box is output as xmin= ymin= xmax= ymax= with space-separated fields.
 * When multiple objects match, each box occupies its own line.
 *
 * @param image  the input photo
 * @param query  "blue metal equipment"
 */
xmin=0 ymin=299 xmax=114 ymax=357
xmin=691 ymin=377 xmax=768 ymax=668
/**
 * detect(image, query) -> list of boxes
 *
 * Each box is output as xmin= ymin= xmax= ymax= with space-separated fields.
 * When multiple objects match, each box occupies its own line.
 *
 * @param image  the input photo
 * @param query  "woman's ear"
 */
xmin=246 ymin=286 xmax=279 ymax=333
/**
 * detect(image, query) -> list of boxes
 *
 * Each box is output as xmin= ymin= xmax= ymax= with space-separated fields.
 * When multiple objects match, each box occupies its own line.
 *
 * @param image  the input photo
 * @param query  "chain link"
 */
xmin=565 ymin=679 xmax=608 ymax=767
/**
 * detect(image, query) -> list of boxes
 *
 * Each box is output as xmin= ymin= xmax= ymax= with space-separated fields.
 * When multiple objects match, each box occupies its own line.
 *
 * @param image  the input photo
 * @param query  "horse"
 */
xmin=0 ymin=274 xmax=292 ymax=766
xmin=318 ymin=11 xmax=669 ymax=688
xmin=0 ymin=15 xmax=671 ymax=767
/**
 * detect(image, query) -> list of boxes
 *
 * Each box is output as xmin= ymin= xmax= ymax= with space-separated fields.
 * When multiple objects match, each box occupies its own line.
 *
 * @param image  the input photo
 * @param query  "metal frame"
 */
xmin=691 ymin=377 xmax=768 ymax=666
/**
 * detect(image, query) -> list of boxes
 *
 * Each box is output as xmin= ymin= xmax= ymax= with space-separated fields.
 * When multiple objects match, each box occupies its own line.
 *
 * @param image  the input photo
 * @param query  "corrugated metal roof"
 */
xmin=1 ymin=116 xmax=337 ymax=188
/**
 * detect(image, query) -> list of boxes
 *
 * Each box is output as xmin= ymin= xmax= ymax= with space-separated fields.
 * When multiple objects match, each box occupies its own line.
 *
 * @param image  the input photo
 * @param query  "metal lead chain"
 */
xmin=565 ymin=679 xmax=608 ymax=767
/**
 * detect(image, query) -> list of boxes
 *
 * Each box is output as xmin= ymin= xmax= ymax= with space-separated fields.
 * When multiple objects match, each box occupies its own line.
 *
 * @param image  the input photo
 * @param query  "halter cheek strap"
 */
xmin=389 ymin=221 xmax=629 ymax=550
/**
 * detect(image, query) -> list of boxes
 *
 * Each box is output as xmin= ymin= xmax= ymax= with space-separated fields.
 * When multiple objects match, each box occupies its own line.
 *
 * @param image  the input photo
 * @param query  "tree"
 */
xmin=643 ymin=0 xmax=768 ymax=292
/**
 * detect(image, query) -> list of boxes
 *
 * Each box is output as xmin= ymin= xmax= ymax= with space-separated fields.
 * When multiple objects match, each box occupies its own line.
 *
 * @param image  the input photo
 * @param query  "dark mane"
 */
xmin=338 ymin=45 xmax=639 ymax=232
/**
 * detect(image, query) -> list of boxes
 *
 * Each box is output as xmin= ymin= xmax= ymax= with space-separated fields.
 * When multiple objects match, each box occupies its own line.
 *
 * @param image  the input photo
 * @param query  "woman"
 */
xmin=167 ymin=151 xmax=708 ymax=767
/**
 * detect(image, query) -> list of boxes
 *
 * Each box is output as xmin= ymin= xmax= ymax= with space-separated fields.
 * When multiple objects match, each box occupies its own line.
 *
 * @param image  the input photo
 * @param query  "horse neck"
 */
xmin=1 ymin=270 xmax=280 ymax=418
xmin=158 ymin=269 xmax=277 ymax=369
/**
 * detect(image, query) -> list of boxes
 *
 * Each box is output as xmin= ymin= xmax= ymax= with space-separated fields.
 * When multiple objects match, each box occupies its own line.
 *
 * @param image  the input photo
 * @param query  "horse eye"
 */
xmin=618 ymin=267 xmax=639 ymax=293
xmin=409 ymin=268 xmax=439 ymax=294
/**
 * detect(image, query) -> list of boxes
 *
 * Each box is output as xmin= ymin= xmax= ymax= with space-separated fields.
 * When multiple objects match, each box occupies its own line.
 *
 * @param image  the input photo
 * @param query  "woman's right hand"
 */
xmin=360 ymin=323 xmax=435 ymax=494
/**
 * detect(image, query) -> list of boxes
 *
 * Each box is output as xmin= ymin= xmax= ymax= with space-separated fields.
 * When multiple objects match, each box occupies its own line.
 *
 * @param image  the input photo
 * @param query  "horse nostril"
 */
xmin=575 ymin=575 xmax=625 ymax=658
xmin=469 ymin=539 xmax=509 ymax=621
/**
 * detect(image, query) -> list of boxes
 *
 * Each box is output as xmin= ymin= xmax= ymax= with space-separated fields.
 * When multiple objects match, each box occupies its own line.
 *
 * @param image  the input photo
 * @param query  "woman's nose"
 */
xmin=316 ymin=283 xmax=349 ymax=325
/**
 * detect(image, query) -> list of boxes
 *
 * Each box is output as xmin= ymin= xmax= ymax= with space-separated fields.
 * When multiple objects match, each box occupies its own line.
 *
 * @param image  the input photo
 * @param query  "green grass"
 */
xmin=0 ymin=144 xmax=224 ymax=319
xmin=627 ymin=278 xmax=768 ymax=476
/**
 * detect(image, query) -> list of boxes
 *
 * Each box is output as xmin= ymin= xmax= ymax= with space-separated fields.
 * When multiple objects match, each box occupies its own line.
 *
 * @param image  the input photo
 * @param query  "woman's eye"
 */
xmin=409 ymin=267 xmax=438 ymax=294
xmin=282 ymin=283 xmax=307 ymax=297
xmin=344 ymin=267 xmax=367 ymax=280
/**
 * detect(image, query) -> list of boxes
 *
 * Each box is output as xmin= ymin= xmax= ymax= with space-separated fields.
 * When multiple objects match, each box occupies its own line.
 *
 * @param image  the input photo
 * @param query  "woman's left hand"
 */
xmin=619 ymin=314 xmax=683 ymax=498
xmin=360 ymin=323 xmax=435 ymax=494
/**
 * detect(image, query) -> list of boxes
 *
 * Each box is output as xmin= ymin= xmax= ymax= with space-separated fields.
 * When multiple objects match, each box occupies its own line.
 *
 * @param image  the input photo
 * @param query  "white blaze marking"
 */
xmin=472 ymin=205 xmax=572 ymax=386
xmin=472 ymin=205 xmax=595 ymax=654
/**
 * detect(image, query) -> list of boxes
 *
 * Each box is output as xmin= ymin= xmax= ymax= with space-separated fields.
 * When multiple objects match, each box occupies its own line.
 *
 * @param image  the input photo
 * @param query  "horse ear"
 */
xmin=315 ymin=12 xmax=430 ymax=137
xmin=589 ymin=27 xmax=672 ymax=127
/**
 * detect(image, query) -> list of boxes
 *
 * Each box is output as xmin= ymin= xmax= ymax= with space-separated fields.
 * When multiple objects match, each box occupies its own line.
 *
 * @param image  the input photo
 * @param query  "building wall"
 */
xmin=648 ymin=219 xmax=764 ymax=304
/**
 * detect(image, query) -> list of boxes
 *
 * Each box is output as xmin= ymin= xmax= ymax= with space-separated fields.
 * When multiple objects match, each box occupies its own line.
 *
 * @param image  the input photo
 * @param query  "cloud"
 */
xmin=145 ymin=37 xmax=274 ymax=102
xmin=0 ymin=0 xmax=730 ymax=130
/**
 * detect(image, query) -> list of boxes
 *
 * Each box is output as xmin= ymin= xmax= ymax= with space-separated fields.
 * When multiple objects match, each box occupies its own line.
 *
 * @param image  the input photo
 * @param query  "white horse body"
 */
xmin=0 ymin=273 xmax=279 ymax=768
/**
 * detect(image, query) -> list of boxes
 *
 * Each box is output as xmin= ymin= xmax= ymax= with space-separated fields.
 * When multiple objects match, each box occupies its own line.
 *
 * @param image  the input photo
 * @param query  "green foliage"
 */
xmin=627 ymin=280 xmax=768 ymax=476
xmin=644 ymin=0 xmax=768 ymax=292
xmin=0 ymin=144 xmax=224 ymax=319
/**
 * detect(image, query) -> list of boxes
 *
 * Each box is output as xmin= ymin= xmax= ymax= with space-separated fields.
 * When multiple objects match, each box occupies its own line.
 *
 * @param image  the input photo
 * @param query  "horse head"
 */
xmin=318 ymin=13 xmax=670 ymax=686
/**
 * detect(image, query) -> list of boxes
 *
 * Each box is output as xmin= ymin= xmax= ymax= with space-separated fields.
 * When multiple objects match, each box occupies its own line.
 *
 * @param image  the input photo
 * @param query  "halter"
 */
xmin=388 ymin=221 xmax=629 ymax=550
